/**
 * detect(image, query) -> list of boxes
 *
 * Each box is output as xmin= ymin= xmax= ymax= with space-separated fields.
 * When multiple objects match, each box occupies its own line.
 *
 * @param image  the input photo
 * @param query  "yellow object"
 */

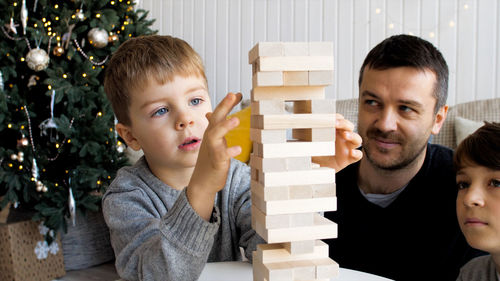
xmin=225 ymin=106 xmax=252 ymax=163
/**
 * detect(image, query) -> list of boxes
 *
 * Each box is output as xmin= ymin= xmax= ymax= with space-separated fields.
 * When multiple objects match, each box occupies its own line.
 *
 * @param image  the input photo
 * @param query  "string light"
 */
xmin=449 ymin=21 xmax=455 ymax=27
xmin=82 ymin=73 xmax=87 ymax=77
xmin=464 ymin=4 xmax=469 ymax=10
xmin=54 ymin=4 xmax=59 ymax=8
xmin=63 ymin=74 xmax=67 ymax=78
xmin=97 ymin=112 xmax=103 ymax=117
xmin=19 ymin=165 xmax=23 ymax=170
xmin=96 ymin=13 xmax=101 ymax=18
xmin=97 ymin=180 xmax=102 ymax=185
xmin=429 ymin=32 xmax=435 ymax=38
xmin=8 ymin=163 xmax=13 ymax=168
xmin=55 ymin=143 xmax=60 ymax=148
xmin=13 ymin=2 xmax=18 ymax=7
xmin=8 ymin=124 xmax=12 ymax=128
xmin=67 ymin=139 xmax=71 ymax=143
xmin=48 ymin=85 xmax=52 ymax=90
xmin=375 ymin=8 xmax=381 ymax=14
xmin=55 ymin=16 xmax=59 ymax=21
xmin=20 ymin=57 xmax=25 ymax=61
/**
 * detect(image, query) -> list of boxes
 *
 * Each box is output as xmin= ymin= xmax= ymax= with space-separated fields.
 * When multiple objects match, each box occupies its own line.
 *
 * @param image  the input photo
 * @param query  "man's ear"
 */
xmin=116 ymin=123 xmax=142 ymax=151
xmin=431 ymin=105 xmax=449 ymax=135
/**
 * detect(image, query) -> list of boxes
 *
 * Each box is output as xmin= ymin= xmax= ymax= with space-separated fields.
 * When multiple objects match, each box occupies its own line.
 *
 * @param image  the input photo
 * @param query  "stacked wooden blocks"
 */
xmin=249 ymin=42 xmax=339 ymax=281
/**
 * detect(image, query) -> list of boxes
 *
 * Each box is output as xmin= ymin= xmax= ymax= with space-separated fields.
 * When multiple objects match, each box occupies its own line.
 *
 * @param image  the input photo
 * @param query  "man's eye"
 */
xmin=399 ymin=105 xmax=413 ymax=113
xmin=365 ymin=100 xmax=378 ymax=106
xmin=191 ymin=98 xmax=202 ymax=106
xmin=152 ymin=107 xmax=168 ymax=117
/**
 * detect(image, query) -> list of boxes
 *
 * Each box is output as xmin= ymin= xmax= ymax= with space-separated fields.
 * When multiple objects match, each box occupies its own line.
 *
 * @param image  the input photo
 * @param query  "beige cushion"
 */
xmin=336 ymin=98 xmax=359 ymax=132
xmin=454 ymin=116 xmax=484 ymax=147
xmin=433 ymin=98 xmax=500 ymax=149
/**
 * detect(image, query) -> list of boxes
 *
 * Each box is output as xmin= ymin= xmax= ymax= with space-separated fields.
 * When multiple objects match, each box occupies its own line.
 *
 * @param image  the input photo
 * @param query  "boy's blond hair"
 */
xmin=104 ymin=35 xmax=207 ymax=125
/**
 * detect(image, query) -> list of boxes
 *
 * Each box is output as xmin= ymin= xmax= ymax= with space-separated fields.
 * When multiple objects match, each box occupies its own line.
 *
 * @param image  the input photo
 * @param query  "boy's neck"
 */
xmin=148 ymin=163 xmax=194 ymax=190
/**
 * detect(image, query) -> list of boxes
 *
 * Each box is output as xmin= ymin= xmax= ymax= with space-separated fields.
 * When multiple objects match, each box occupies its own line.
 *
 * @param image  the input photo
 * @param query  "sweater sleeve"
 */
xmin=228 ymin=160 xmax=266 ymax=262
xmin=103 ymin=187 xmax=220 ymax=281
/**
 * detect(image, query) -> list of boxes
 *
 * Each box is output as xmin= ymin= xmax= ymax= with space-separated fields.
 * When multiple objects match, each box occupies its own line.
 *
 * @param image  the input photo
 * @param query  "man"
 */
xmin=325 ymin=35 xmax=482 ymax=281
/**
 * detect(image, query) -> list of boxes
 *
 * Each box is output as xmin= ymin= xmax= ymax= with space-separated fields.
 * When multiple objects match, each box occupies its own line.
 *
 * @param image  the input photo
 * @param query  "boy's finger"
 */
xmin=210 ymin=92 xmax=242 ymax=124
xmin=208 ymin=116 xmax=240 ymax=141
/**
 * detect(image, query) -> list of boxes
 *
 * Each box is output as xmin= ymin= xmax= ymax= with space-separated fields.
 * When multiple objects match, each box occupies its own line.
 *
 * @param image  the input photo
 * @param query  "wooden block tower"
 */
xmin=249 ymin=42 xmax=339 ymax=281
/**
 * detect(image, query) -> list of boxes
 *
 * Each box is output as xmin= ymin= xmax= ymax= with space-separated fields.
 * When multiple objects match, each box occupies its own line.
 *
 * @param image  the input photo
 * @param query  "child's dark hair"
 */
xmin=454 ymin=122 xmax=500 ymax=171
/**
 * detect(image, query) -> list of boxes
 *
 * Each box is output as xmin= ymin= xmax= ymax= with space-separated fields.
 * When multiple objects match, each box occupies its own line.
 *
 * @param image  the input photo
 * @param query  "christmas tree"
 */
xmin=0 ymin=0 xmax=155 ymax=241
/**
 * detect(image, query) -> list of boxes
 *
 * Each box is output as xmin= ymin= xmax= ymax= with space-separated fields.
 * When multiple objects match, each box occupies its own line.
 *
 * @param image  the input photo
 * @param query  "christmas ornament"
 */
xmin=62 ymin=24 xmax=75 ymax=49
xmin=5 ymin=18 xmax=18 ymax=34
xmin=10 ymin=151 xmax=24 ymax=162
xmin=26 ymin=48 xmax=50 ymax=71
xmin=76 ymin=2 xmax=85 ymax=21
xmin=68 ymin=186 xmax=76 ymax=226
xmin=0 ymin=71 xmax=3 ymax=91
xmin=52 ymin=44 xmax=64 ymax=56
xmin=39 ymin=90 xmax=58 ymax=142
xmin=27 ymin=75 xmax=38 ymax=87
xmin=17 ymin=134 xmax=29 ymax=147
xmin=20 ymin=0 xmax=28 ymax=35
xmin=33 ymin=0 xmax=39 ymax=12
xmin=87 ymin=28 xmax=108 ymax=48
xmin=108 ymin=33 xmax=119 ymax=43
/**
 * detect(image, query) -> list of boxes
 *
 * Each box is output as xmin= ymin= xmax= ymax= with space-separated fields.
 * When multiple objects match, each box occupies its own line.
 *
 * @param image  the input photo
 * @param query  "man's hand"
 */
xmin=312 ymin=113 xmax=363 ymax=172
xmin=187 ymin=92 xmax=242 ymax=221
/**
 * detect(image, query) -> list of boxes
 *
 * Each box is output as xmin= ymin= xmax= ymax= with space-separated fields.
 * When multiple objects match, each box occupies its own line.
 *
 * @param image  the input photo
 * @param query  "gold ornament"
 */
xmin=53 ymin=45 xmax=65 ymax=57
xmin=88 ymin=28 xmax=109 ymax=48
xmin=26 ymin=48 xmax=50 ymax=71
xmin=108 ymin=34 xmax=119 ymax=43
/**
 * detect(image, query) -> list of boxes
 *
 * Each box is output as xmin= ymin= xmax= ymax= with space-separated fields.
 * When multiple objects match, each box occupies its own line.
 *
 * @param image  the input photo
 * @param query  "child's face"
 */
xmin=118 ymin=75 xmax=212 ymax=173
xmin=456 ymin=164 xmax=500 ymax=254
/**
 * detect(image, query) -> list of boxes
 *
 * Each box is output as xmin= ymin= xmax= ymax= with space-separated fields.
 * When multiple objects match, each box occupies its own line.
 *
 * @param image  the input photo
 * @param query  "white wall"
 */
xmin=137 ymin=0 xmax=500 ymax=108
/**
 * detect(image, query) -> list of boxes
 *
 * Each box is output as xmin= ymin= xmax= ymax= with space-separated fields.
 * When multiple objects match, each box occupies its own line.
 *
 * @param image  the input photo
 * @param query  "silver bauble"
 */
xmin=26 ymin=48 xmax=50 ymax=71
xmin=88 ymin=28 xmax=109 ymax=48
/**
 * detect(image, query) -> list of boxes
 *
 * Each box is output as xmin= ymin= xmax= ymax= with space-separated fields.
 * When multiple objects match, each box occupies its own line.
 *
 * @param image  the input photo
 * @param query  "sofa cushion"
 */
xmin=454 ymin=117 xmax=484 ymax=147
xmin=432 ymin=98 xmax=500 ymax=149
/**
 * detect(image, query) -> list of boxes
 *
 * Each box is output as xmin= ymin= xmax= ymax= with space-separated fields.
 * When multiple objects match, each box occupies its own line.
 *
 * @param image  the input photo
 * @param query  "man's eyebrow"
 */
xmin=360 ymin=91 xmax=379 ymax=99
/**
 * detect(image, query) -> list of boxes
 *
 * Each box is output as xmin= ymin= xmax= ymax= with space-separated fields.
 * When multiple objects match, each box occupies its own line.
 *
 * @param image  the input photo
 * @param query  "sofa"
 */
xmin=336 ymin=97 xmax=500 ymax=149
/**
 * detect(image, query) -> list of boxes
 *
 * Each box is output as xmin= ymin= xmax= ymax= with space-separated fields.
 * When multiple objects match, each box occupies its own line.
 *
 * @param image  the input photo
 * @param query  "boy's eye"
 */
xmin=456 ymin=181 xmax=469 ymax=190
xmin=490 ymin=179 xmax=500 ymax=188
xmin=152 ymin=107 xmax=168 ymax=117
xmin=190 ymin=98 xmax=203 ymax=106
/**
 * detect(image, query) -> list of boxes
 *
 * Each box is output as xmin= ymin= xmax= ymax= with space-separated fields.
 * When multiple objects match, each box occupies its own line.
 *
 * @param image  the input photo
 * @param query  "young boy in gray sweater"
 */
xmin=102 ymin=35 xmax=362 ymax=281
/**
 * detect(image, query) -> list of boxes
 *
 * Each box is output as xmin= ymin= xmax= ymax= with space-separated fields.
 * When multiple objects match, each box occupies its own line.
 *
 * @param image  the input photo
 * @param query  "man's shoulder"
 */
xmin=458 ymin=255 xmax=495 ymax=280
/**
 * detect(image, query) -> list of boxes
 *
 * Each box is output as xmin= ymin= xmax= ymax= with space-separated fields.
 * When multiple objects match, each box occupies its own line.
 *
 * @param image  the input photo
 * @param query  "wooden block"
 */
xmin=250 ymin=155 xmax=311 ymax=172
xmin=251 ymin=100 xmax=286 ymax=115
xmin=309 ymin=70 xmax=334 ymax=86
xmin=293 ymin=99 xmax=336 ymax=114
xmin=253 ymin=141 xmax=335 ymax=158
xmin=309 ymin=42 xmax=334 ymax=56
xmin=312 ymin=183 xmax=336 ymax=198
xmin=251 ymin=180 xmax=289 ymax=201
xmin=251 ymin=86 xmax=325 ymax=101
xmin=292 ymin=128 xmax=335 ymax=141
xmin=289 ymin=259 xmax=316 ymax=280
xmin=251 ymin=193 xmax=337 ymax=215
xmin=249 ymin=42 xmax=284 ymax=64
xmin=257 ymin=56 xmax=334 ymax=72
xmin=255 ymin=240 xmax=329 ymax=263
xmin=252 ymin=206 xmax=314 ymax=229
xmin=254 ymin=260 xmax=294 ymax=280
xmin=313 ymin=258 xmax=339 ymax=279
xmin=253 ymin=213 xmax=338 ymax=243
xmin=251 ymin=114 xmax=336 ymax=130
xmin=253 ymin=71 xmax=283 ymax=87
xmin=250 ymin=128 xmax=287 ymax=144
xmin=284 ymin=240 xmax=316 ymax=255
xmin=283 ymin=42 xmax=309 ymax=56
xmin=288 ymin=185 xmax=313 ymax=199
xmin=258 ymin=167 xmax=335 ymax=187
xmin=283 ymin=71 xmax=309 ymax=86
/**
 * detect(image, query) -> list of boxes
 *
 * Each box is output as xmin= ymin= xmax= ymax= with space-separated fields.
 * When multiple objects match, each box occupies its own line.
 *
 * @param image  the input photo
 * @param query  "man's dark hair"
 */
xmin=359 ymin=34 xmax=449 ymax=113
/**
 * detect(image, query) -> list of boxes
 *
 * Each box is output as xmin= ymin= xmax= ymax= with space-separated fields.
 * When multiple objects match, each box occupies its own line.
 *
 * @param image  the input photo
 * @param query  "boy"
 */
xmin=103 ymin=35 xmax=362 ymax=281
xmin=455 ymin=122 xmax=500 ymax=281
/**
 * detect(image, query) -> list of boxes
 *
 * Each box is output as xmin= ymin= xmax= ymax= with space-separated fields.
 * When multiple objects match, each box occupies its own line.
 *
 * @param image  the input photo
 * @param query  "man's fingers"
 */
xmin=336 ymin=117 xmax=355 ymax=131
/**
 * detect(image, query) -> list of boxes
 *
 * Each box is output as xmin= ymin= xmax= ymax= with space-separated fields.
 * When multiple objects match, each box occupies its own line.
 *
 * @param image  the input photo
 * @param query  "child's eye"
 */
xmin=490 ymin=179 xmax=500 ymax=188
xmin=456 ymin=181 xmax=469 ymax=190
xmin=152 ymin=107 xmax=168 ymax=117
xmin=190 ymin=98 xmax=203 ymax=106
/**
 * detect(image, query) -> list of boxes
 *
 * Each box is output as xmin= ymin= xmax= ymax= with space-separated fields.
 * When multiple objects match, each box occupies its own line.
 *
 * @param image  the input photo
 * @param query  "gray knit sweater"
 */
xmin=456 ymin=255 xmax=498 ymax=281
xmin=102 ymin=157 xmax=264 ymax=281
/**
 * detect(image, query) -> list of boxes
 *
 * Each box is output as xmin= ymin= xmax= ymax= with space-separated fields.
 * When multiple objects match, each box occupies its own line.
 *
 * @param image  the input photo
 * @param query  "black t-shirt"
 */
xmin=325 ymin=144 xmax=483 ymax=281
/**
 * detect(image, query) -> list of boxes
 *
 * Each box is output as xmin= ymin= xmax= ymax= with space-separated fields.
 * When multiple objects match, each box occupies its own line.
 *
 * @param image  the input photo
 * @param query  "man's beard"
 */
xmin=363 ymin=127 xmax=428 ymax=171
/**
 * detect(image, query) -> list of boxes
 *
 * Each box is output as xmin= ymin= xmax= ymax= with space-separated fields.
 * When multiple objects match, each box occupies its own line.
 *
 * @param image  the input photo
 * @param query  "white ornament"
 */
xmin=68 ymin=187 xmax=76 ymax=226
xmin=20 ymin=0 xmax=28 ymax=35
xmin=87 ymin=28 xmax=109 ymax=48
xmin=34 ymin=240 xmax=49 ymax=259
xmin=26 ymin=48 xmax=50 ymax=72
xmin=38 ymin=222 xmax=49 ymax=235
xmin=48 ymin=241 xmax=59 ymax=255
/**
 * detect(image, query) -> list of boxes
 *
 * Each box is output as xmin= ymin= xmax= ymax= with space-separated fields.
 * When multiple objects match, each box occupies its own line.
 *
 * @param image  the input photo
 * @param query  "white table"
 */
xmin=199 ymin=261 xmax=394 ymax=281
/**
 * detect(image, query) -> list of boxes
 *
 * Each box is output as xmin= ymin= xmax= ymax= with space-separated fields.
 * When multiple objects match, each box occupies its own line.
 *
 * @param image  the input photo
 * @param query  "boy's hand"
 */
xmin=312 ymin=114 xmax=363 ymax=172
xmin=187 ymin=92 xmax=242 ymax=221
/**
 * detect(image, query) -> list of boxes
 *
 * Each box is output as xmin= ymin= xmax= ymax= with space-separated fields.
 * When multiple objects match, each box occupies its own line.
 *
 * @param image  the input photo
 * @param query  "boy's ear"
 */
xmin=116 ymin=123 xmax=142 ymax=151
